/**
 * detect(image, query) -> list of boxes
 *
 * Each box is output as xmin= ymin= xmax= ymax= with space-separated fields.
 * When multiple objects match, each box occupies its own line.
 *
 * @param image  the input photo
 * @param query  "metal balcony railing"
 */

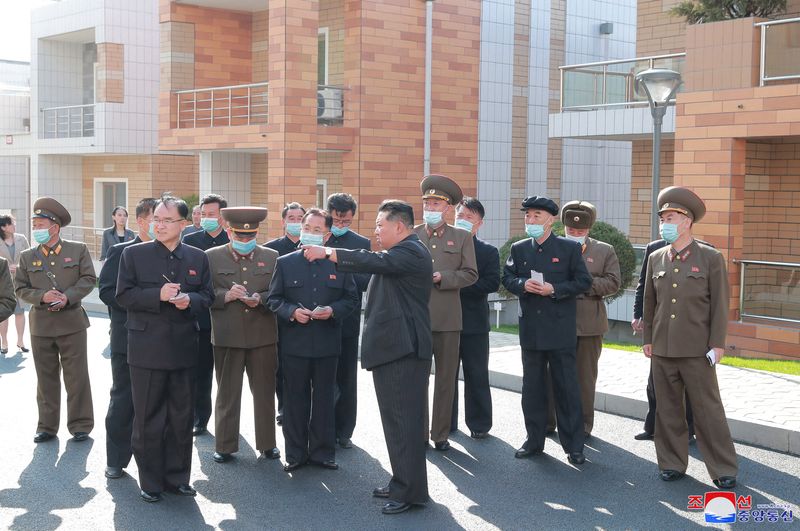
xmin=40 ymin=104 xmax=94 ymax=138
xmin=734 ymin=259 xmax=800 ymax=323
xmin=59 ymin=225 xmax=107 ymax=260
xmin=559 ymin=53 xmax=686 ymax=111
xmin=175 ymin=82 xmax=269 ymax=128
xmin=757 ymin=17 xmax=800 ymax=86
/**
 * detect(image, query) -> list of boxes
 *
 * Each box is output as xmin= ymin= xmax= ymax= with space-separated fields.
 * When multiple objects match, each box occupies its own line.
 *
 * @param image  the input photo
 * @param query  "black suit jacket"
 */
xmin=336 ymin=234 xmax=433 ymax=370
xmin=326 ymin=230 xmax=371 ymax=338
xmin=264 ymin=235 xmax=300 ymax=257
xmin=98 ymin=236 xmax=140 ymax=353
xmin=182 ymin=229 xmax=229 ymax=330
xmin=502 ymin=233 xmax=592 ymax=351
xmin=116 ymin=240 xmax=214 ymax=370
xmin=267 ymin=250 xmax=359 ymax=358
xmin=633 ymin=239 xmax=667 ymax=320
xmin=460 ymin=236 xmax=500 ymax=335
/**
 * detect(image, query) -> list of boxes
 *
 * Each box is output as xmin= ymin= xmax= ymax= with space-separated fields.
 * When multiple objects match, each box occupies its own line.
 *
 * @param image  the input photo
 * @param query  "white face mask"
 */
xmin=565 ymin=233 xmax=586 ymax=245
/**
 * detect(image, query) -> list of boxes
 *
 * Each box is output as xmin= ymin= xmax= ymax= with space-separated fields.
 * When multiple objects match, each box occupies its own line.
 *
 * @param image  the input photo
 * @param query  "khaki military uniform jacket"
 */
xmin=575 ymin=237 xmax=621 ymax=336
xmin=207 ymin=244 xmax=278 ymax=349
xmin=414 ymin=223 xmax=478 ymax=332
xmin=0 ymin=258 xmax=15 ymax=322
xmin=15 ymin=239 xmax=95 ymax=337
xmin=643 ymin=240 xmax=729 ymax=358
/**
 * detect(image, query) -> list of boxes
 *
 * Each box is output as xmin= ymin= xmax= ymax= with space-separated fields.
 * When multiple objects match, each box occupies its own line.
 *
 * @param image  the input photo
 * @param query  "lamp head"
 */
xmin=635 ymin=68 xmax=682 ymax=106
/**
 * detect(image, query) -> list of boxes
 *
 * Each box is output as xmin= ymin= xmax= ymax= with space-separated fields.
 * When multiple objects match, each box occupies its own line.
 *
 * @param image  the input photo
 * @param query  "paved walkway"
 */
xmin=81 ymin=290 xmax=800 ymax=455
xmin=487 ymin=331 xmax=800 ymax=456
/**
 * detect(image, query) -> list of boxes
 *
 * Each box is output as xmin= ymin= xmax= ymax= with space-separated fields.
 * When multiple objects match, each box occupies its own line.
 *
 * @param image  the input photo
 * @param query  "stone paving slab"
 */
xmin=487 ymin=331 xmax=800 ymax=456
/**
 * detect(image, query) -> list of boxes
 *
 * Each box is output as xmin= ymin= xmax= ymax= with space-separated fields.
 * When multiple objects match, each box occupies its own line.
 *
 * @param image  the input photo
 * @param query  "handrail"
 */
xmin=754 ymin=16 xmax=800 ymax=27
xmin=40 ymin=103 xmax=95 ymax=112
xmin=175 ymin=82 xmax=269 ymax=128
xmin=559 ymin=53 xmax=685 ymax=71
xmin=734 ymin=258 xmax=800 ymax=323
xmin=40 ymin=103 xmax=94 ymax=138
xmin=174 ymin=82 xmax=268 ymax=95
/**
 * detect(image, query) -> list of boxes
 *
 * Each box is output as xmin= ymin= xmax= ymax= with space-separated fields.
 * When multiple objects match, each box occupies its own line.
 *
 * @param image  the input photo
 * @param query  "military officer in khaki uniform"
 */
xmin=414 ymin=175 xmax=478 ymax=450
xmin=643 ymin=186 xmax=737 ymax=489
xmin=15 ymin=197 xmax=96 ymax=443
xmin=207 ymin=207 xmax=281 ymax=463
xmin=547 ymin=201 xmax=620 ymax=437
xmin=0 ymin=257 xmax=15 ymax=323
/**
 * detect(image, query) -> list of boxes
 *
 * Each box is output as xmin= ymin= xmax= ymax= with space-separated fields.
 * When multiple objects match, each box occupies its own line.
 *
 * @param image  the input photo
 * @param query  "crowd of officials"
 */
xmin=0 ymin=174 xmax=738 ymax=515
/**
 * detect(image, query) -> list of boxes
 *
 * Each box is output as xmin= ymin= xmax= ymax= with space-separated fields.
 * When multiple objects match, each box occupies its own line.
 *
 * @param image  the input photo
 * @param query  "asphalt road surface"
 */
xmin=0 ymin=315 xmax=797 ymax=530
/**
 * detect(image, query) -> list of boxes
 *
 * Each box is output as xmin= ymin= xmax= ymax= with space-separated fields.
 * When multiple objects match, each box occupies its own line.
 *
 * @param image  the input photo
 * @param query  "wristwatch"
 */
xmin=325 ymin=247 xmax=333 ymax=259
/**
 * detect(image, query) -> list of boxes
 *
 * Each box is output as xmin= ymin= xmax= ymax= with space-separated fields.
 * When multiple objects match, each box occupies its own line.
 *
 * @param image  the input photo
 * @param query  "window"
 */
xmin=318 ymin=28 xmax=329 ymax=85
xmin=316 ymin=179 xmax=328 ymax=208
xmin=94 ymin=178 xmax=127 ymax=229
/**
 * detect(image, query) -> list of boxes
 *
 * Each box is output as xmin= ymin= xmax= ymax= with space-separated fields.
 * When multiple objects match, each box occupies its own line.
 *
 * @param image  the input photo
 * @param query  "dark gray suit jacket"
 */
xmin=336 ymin=234 xmax=433 ymax=370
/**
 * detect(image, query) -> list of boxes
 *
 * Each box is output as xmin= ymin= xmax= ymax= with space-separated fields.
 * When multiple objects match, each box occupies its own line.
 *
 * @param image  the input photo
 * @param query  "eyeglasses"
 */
xmin=331 ymin=218 xmax=353 ymax=227
xmin=152 ymin=218 xmax=184 ymax=225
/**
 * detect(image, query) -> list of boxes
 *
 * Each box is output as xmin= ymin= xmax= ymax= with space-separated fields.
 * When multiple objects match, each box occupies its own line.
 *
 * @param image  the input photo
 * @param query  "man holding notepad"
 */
xmin=502 ymin=196 xmax=592 ymax=465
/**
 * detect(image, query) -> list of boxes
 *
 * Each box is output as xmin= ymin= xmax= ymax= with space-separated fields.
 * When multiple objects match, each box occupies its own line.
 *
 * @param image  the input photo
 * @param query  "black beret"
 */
xmin=520 ymin=196 xmax=558 ymax=216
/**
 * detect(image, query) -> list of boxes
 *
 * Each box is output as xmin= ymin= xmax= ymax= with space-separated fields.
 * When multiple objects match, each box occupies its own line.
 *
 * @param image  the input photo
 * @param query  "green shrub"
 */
xmin=498 ymin=221 xmax=635 ymax=304
xmin=670 ymin=0 xmax=786 ymax=24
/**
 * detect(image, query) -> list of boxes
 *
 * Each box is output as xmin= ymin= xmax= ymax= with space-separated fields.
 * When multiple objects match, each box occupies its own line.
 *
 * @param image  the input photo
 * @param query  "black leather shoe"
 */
xmin=713 ymin=476 xmax=736 ymax=489
xmin=514 ymin=445 xmax=544 ymax=459
xmin=213 ymin=452 xmax=232 ymax=463
xmin=382 ymin=501 xmax=412 ymax=515
xmin=192 ymin=425 xmax=207 ymax=436
xmin=567 ymin=452 xmax=586 ymax=465
xmin=470 ymin=431 xmax=488 ymax=439
xmin=0 ymin=347 xmax=7 ymax=355
xmin=17 ymin=345 xmax=29 ymax=353
xmin=337 ymin=437 xmax=353 ymax=449
xmin=105 ymin=466 xmax=124 ymax=479
xmin=140 ymin=490 xmax=162 ymax=503
xmin=73 ymin=432 xmax=89 ymax=442
xmin=311 ymin=459 xmax=339 ymax=470
xmin=373 ymin=486 xmax=390 ymax=498
xmin=33 ymin=432 xmax=54 ymax=443
xmin=260 ymin=448 xmax=281 ymax=460
xmin=660 ymin=469 xmax=686 ymax=482
xmin=545 ymin=427 xmax=556 ymax=435
xmin=634 ymin=431 xmax=654 ymax=441
xmin=433 ymin=440 xmax=450 ymax=451
xmin=167 ymin=484 xmax=197 ymax=496
xmin=283 ymin=461 xmax=304 ymax=472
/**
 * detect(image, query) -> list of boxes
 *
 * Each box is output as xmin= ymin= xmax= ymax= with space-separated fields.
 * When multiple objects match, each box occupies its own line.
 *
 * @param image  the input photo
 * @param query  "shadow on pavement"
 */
xmin=0 ymin=352 xmax=26 ymax=377
xmin=0 ymin=439 xmax=96 ymax=531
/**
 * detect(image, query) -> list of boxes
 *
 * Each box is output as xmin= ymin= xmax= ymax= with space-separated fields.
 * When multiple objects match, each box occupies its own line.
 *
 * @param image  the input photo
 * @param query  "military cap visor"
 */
xmin=221 ymin=207 xmax=267 ymax=233
xmin=657 ymin=186 xmax=706 ymax=222
xmin=31 ymin=197 xmax=71 ymax=228
xmin=520 ymin=196 xmax=559 ymax=216
xmin=420 ymin=174 xmax=464 ymax=205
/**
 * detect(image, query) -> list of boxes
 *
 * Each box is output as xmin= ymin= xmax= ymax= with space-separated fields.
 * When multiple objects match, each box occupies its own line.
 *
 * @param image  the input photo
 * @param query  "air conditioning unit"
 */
xmin=317 ymin=87 xmax=343 ymax=120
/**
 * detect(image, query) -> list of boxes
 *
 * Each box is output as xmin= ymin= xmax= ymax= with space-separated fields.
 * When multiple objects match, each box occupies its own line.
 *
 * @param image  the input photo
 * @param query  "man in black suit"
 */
xmin=303 ymin=200 xmax=433 ymax=516
xmin=98 ymin=197 xmax=157 ymax=480
xmin=632 ymin=238 xmax=695 ymax=442
xmin=502 ymin=196 xmax=592 ymax=465
xmin=325 ymin=193 xmax=371 ymax=449
xmin=450 ymin=197 xmax=499 ymax=439
xmin=182 ymin=193 xmax=229 ymax=436
xmin=116 ymin=195 xmax=214 ymax=502
xmin=267 ymin=208 xmax=358 ymax=473
xmin=264 ymin=201 xmax=307 ymax=423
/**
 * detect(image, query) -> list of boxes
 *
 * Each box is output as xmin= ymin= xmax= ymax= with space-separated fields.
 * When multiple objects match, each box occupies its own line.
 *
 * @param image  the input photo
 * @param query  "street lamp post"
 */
xmin=635 ymin=68 xmax=682 ymax=241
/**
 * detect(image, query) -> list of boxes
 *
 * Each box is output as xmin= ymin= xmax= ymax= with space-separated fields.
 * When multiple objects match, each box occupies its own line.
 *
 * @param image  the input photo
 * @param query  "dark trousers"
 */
xmin=105 ymin=351 xmax=134 ymax=468
xmin=335 ymin=334 xmax=359 ymax=440
xmin=372 ymin=354 xmax=431 ymax=505
xmin=281 ymin=355 xmax=337 ymax=464
xmin=521 ymin=348 xmax=584 ymax=454
xmin=276 ymin=341 xmax=284 ymax=415
xmin=644 ymin=362 xmax=694 ymax=436
xmin=450 ymin=332 xmax=492 ymax=433
xmin=193 ymin=329 xmax=213 ymax=429
xmin=130 ymin=365 xmax=195 ymax=493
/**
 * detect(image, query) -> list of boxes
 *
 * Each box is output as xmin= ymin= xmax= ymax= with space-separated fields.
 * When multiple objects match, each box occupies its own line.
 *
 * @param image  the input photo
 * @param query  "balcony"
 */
xmin=174 ymin=82 xmax=345 ymax=129
xmin=757 ymin=17 xmax=800 ymax=86
xmin=40 ymin=104 xmax=94 ymax=139
xmin=550 ymin=53 xmax=684 ymax=140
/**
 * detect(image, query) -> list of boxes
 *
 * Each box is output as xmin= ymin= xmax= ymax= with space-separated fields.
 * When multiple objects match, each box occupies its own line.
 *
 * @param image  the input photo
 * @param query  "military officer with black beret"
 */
xmin=15 ymin=197 xmax=96 ymax=443
xmin=502 ymin=195 xmax=592 ymax=465
xmin=643 ymin=186 xmax=737 ymax=488
xmin=414 ymin=174 xmax=478 ymax=451
xmin=547 ymin=201 xmax=620 ymax=437
xmin=207 ymin=207 xmax=281 ymax=463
